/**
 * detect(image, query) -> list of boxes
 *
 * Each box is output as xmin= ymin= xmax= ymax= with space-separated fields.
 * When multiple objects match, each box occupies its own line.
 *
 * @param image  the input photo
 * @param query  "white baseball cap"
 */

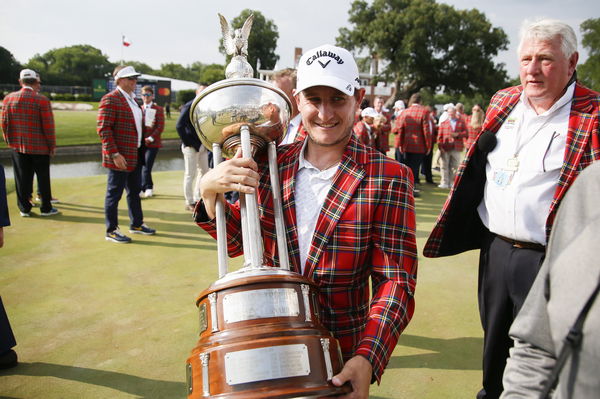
xmin=20 ymin=69 xmax=39 ymax=81
xmin=361 ymin=107 xmax=379 ymax=118
xmin=114 ymin=66 xmax=141 ymax=80
xmin=394 ymin=100 xmax=406 ymax=110
xmin=295 ymin=44 xmax=361 ymax=96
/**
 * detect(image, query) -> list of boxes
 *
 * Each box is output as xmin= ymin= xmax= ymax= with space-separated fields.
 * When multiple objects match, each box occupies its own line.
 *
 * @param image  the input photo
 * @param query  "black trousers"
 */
xmin=11 ymin=151 xmax=53 ymax=213
xmin=0 ymin=297 xmax=16 ymax=353
xmin=421 ymin=150 xmax=434 ymax=182
xmin=476 ymin=235 xmax=545 ymax=399
xmin=403 ymin=152 xmax=426 ymax=185
xmin=141 ymin=147 xmax=159 ymax=191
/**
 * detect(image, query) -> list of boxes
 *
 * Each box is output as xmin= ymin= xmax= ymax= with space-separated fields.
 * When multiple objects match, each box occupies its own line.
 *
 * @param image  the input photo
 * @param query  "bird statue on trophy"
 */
xmin=219 ymin=13 xmax=254 ymax=79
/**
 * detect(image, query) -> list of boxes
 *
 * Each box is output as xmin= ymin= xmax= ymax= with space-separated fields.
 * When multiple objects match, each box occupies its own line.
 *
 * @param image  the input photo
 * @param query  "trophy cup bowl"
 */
xmin=190 ymin=78 xmax=292 ymax=159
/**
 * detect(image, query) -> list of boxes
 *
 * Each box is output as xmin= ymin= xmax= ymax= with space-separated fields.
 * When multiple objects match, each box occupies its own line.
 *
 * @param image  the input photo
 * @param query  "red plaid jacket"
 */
xmin=392 ymin=104 xmax=432 ymax=154
xmin=197 ymin=135 xmax=418 ymax=381
xmin=376 ymin=109 xmax=392 ymax=153
xmin=424 ymin=83 xmax=600 ymax=257
xmin=143 ymin=103 xmax=164 ymax=148
xmin=437 ymin=118 xmax=467 ymax=151
xmin=1 ymin=87 xmax=55 ymax=155
xmin=97 ymin=89 xmax=141 ymax=171
xmin=353 ymin=120 xmax=376 ymax=148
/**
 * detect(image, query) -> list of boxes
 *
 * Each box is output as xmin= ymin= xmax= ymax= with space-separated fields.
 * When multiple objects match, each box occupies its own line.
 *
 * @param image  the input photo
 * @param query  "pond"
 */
xmin=0 ymin=149 xmax=184 ymax=179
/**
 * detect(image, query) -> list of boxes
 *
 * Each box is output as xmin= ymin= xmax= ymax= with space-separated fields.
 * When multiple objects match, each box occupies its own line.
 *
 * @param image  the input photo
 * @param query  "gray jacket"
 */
xmin=501 ymin=161 xmax=600 ymax=398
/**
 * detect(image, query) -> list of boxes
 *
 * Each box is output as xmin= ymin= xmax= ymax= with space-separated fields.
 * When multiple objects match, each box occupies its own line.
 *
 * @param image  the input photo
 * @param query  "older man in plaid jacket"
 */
xmin=97 ymin=66 xmax=156 ymax=243
xmin=195 ymin=44 xmax=417 ymax=399
xmin=424 ymin=19 xmax=600 ymax=399
xmin=1 ymin=69 xmax=58 ymax=217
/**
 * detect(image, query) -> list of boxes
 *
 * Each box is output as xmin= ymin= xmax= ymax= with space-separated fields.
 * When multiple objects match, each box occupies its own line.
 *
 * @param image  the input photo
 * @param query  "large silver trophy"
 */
xmin=185 ymin=14 xmax=350 ymax=399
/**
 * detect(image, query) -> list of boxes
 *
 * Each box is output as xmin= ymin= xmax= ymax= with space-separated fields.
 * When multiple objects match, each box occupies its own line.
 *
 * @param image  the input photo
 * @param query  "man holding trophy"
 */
xmin=195 ymin=44 xmax=418 ymax=398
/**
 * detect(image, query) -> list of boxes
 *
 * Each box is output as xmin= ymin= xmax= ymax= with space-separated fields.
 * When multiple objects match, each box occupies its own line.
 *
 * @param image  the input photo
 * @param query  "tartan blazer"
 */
xmin=143 ymin=103 xmax=164 ymax=148
xmin=392 ymin=104 xmax=432 ymax=154
xmin=196 ymin=135 xmax=418 ymax=381
xmin=437 ymin=118 xmax=467 ymax=151
xmin=97 ymin=89 xmax=140 ymax=171
xmin=424 ymin=83 xmax=600 ymax=258
xmin=353 ymin=120 xmax=375 ymax=148
xmin=1 ymin=87 xmax=55 ymax=155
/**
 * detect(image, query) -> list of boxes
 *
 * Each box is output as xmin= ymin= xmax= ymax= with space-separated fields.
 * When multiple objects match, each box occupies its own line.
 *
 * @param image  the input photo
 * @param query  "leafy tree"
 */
xmin=25 ymin=45 xmax=113 ymax=86
xmin=338 ymin=0 xmax=509 ymax=100
xmin=157 ymin=62 xmax=196 ymax=81
xmin=122 ymin=61 xmax=155 ymax=75
xmin=219 ymin=9 xmax=279 ymax=74
xmin=579 ymin=18 xmax=600 ymax=90
xmin=199 ymin=63 xmax=226 ymax=85
xmin=0 ymin=46 xmax=23 ymax=84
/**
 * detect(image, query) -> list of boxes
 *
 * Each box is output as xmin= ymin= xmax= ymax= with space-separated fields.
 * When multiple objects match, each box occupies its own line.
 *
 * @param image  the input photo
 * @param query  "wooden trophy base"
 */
xmin=186 ymin=266 xmax=352 ymax=398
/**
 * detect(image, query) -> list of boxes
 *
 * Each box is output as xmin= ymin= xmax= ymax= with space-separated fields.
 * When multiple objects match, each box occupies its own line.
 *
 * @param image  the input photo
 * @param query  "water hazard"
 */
xmin=0 ymin=149 xmax=184 ymax=179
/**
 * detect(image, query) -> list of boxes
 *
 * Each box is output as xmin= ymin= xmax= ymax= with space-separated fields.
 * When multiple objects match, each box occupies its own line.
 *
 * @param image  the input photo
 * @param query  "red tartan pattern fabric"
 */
xmin=197 ymin=136 xmax=418 ymax=381
xmin=143 ymin=103 xmax=164 ymax=148
xmin=437 ymin=118 xmax=468 ymax=151
xmin=424 ymin=83 xmax=600 ymax=258
xmin=353 ymin=121 xmax=375 ymax=148
xmin=97 ymin=90 xmax=140 ymax=171
xmin=294 ymin=122 xmax=308 ymax=142
xmin=392 ymin=104 xmax=432 ymax=154
xmin=465 ymin=124 xmax=482 ymax=150
xmin=1 ymin=88 xmax=55 ymax=155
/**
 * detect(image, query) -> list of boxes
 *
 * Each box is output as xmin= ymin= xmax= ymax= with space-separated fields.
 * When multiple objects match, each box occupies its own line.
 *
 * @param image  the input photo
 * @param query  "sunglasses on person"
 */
xmin=142 ymin=93 xmax=152 ymax=97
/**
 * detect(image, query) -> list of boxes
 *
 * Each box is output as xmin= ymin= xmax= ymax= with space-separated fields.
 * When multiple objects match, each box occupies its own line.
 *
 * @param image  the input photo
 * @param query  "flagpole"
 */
xmin=120 ymin=34 xmax=124 ymax=65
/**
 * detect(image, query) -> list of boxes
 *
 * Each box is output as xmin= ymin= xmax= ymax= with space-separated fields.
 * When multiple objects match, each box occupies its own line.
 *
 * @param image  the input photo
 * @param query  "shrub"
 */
xmin=176 ymin=90 xmax=196 ymax=106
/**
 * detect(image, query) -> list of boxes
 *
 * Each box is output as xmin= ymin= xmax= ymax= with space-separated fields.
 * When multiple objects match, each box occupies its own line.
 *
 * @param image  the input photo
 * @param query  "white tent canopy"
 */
xmin=139 ymin=74 xmax=199 ymax=92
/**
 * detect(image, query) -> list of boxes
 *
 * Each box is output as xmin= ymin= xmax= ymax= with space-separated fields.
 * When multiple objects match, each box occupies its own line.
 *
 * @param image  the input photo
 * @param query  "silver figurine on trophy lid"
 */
xmin=185 ymin=13 xmax=351 ymax=399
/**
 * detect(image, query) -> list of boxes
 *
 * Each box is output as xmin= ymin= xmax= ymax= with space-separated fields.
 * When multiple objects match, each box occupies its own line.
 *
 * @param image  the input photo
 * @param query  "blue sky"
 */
xmin=0 ymin=0 xmax=596 ymax=79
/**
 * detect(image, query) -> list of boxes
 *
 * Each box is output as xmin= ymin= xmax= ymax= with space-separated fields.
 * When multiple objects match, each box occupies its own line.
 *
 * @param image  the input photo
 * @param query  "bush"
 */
xmin=176 ymin=90 xmax=196 ymax=106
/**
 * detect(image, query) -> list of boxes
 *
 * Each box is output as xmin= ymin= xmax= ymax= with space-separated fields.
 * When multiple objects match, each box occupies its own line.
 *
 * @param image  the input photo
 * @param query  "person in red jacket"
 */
xmin=97 ymin=66 xmax=156 ymax=243
xmin=353 ymin=107 xmax=378 ymax=148
xmin=195 ymin=44 xmax=417 ymax=398
xmin=437 ymin=105 xmax=467 ymax=189
xmin=1 ymin=69 xmax=59 ymax=217
xmin=139 ymin=86 xmax=165 ymax=198
xmin=425 ymin=19 xmax=600 ymax=398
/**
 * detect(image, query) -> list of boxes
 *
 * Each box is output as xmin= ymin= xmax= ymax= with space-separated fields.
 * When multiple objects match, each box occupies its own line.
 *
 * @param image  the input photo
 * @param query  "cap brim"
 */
xmin=296 ymin=75 xmax=356 ymax=96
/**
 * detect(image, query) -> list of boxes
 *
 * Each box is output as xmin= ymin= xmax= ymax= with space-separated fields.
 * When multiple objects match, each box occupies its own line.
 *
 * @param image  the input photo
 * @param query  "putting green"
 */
xmin=0 ymin=170 xmax=482 ymax=398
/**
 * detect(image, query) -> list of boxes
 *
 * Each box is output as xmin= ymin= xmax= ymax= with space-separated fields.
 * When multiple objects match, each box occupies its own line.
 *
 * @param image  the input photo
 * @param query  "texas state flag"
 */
xmin=122 ymin=35 xmax=131 ymax=47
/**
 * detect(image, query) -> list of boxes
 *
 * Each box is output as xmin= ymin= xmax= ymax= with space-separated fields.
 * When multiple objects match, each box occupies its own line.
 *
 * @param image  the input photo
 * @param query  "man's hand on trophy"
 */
xmin=331 ymin=355 xmax=372 ymax=399
xmin=200 ymin=148 xmax=260 ymax=219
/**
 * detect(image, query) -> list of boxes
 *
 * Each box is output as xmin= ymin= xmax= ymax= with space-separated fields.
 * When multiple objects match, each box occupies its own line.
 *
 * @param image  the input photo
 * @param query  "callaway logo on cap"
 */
xmin=296 ymin=44 xmax=361 ymax=96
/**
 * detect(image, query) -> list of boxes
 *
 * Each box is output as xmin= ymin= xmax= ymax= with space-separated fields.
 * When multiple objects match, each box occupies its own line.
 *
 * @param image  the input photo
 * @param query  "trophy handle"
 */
xmin=240 ymin=125 xmax=265 ymax=267
xmin=268 ymin=142 xmax=290 ymax=270
xmin=213 ymin=143 xmax=229 ymax=278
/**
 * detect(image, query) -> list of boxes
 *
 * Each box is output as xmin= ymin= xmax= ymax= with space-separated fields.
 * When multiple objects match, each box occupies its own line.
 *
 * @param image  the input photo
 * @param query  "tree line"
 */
xmin=1 ymin=3 xmax=597 ymax=99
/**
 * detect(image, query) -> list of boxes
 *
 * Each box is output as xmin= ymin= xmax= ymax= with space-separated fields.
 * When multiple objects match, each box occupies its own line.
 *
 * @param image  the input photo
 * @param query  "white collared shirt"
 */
xmin=477 ymin=82 xmax=575 ymax=244
xmin=279 ymin=114 xmax=302 ymax=146
xmin=295 ymin=140 xmax=339 ymax=273
xmin=117 ymin=86 xmax=143 ymax=147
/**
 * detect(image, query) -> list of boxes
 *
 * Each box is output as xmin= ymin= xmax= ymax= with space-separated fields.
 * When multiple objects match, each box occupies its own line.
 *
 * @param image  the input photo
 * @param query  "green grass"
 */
xmin=0 ymin=108 xmax=181 ymax=148
xmin=0 ymin=170 xmax=482 ymax=398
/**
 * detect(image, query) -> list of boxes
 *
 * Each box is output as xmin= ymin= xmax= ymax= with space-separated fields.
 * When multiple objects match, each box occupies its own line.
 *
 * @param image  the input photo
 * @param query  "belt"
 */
xmin=495 ymin=234 xmax=546 ymax=252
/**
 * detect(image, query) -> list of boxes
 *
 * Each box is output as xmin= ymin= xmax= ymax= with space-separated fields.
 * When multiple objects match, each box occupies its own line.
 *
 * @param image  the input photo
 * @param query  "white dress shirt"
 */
xmin=477 ymin=83 xmax=575 ymax=244
xmin=294 ymin=141 xmax=338 ymax=273
xmin=117 ymin=86 xmax=143 ymax=148
xmin=279 ymin=114 xmax=302 ymax=146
